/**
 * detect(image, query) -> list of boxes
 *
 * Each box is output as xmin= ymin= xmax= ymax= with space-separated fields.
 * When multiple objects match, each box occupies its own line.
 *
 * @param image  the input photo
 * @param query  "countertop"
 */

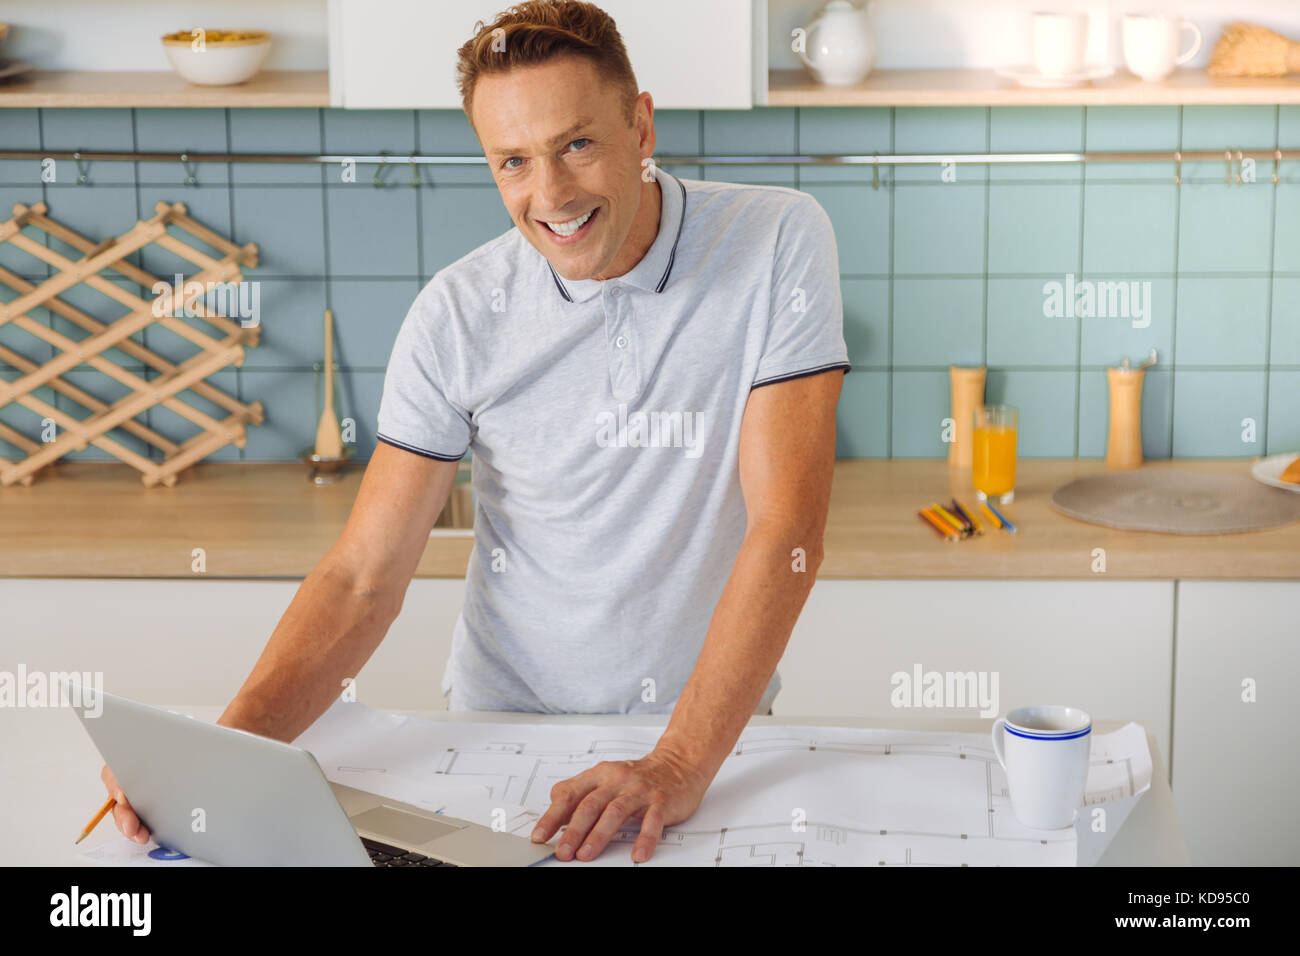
xmin=1 ymin=458 xmax=1297 ymax=580
xmin=5 ymin=704 xmax=1185 ymax=867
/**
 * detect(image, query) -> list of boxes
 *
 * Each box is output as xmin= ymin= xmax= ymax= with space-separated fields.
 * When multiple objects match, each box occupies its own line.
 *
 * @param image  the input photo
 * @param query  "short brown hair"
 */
xmin=456 ymin=1 xmax=640 ymax=129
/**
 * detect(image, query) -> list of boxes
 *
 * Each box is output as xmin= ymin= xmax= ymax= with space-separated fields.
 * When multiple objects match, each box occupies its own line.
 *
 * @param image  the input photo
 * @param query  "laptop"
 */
xmin=72 ymin=689 xmax=555 ymax=867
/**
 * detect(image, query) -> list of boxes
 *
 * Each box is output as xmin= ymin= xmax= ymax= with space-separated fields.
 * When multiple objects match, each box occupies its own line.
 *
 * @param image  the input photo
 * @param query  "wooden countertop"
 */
xmin=1 ymin=459 xmax=1297 ymax=580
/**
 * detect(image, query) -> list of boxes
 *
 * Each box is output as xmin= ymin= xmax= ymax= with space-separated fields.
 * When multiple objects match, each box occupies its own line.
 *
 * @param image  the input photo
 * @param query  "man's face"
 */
xmin=472 ymin=55 xmax=654 ymax=281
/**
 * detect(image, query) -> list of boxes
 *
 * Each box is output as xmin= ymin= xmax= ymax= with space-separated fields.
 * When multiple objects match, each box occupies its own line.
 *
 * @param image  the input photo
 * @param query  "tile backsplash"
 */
xmin=1 ymin=104 xmax=1297 ymax=462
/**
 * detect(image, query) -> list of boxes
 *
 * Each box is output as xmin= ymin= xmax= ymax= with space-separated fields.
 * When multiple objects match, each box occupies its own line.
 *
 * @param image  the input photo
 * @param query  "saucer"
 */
xmin=995 ymin=64 xmax=1115 ymax=88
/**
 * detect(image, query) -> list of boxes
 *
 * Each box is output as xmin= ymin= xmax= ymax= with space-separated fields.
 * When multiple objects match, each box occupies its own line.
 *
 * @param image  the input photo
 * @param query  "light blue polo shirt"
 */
xmin=376 ymin=163 xmax=850 ymax=714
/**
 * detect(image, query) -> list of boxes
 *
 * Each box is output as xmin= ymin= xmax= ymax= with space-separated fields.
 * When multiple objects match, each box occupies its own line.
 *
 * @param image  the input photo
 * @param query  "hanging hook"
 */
xmin=408 ymin=156 xmax=421 ymax=186
xmin=1173 ymin=150 xmax=1181 ymax=186
xmin=1274 ymin=148 xmax=1282 ymax=186
xmin=179 ymin=152 xmax=198 ymax=187
xmin=373 ymin=151 xmax=391 ymax=188
xmin=1235 ymin=149 xmax=1244 ymax=185
xmin=872 ymin=154 xmax=879 ymax=191
xmin=1225 ymin=149 xmax=1234 ymax=186
xmin=73 ymin=150 xmax=91 ymax=186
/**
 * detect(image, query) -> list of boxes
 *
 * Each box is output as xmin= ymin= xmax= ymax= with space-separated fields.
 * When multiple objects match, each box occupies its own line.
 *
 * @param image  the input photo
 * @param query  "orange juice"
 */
xmin=973 ymin=425 xmax=1017 ymax=498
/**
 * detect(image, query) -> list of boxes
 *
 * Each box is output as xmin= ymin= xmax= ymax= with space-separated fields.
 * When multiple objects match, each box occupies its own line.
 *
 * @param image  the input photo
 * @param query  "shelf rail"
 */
xmin=0 ymin=147 xmax=1292 ymax=185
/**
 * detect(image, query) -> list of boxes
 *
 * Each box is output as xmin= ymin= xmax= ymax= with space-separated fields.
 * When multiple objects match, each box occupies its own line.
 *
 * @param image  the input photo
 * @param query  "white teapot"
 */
xmin=796 ymin=0 xmax=874 ymax=86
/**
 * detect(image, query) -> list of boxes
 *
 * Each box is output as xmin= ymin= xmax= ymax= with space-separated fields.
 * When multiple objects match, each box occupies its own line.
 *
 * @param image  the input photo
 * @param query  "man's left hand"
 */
xmin=530 ymin=745 xmax=710 ymax=863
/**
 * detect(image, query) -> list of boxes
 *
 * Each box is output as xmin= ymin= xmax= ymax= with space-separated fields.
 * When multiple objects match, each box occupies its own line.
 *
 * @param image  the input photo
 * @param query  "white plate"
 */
xmin=995 ymin=64 xmax=1115 ymax=88
xmin=1251 ymin=453 xmax=1300 ymax=493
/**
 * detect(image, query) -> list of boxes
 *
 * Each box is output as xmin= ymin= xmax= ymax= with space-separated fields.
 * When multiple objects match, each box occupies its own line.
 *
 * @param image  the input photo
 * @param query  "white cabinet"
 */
xmin=0 ymin=578 xmax=464 ymax=712
xmin=25 ymin=574 xmax=1298 ymax=863
xmin=774 ymin=580 xmax=1175 ymax=767
xmin=328 ymin=0 xmax=754 ymax=109
xmin=1172 ymin=581 xmax=1300 ymax=866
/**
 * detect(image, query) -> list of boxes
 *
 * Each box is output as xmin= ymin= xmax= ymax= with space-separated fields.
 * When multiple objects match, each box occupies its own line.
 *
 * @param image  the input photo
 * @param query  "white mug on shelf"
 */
xmin=991 ymin=705 xmax=1092 ymax=830
xmin=1032 ymin=11 xmax=1089 ymax=77
xmin=1122 ymin=14 xmax=1203 ymax=81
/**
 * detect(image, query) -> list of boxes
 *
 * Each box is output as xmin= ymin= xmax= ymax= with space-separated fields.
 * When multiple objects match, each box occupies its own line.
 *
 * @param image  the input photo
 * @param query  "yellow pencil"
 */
xmin=931 ymin=502 xmax=968 ymax=537
xmin=980 ymin=501 xmax=1003 ymax=530
xmin=75 ymin=797 xmax=116 ymax=845
xmin=927 ymin=503 xmax=963 ymax=536
xmin=919 ymin=508 xmax=957 ymax=541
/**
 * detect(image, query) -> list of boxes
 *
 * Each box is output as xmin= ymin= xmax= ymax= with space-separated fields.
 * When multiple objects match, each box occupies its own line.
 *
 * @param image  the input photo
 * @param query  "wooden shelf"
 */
xmin=767 ymin=68 xmax=1300 ymax=107
xmin=6 ymin=67 xmax=1297 ymax=111
xmin=0 ymin=70 xmax=329 ymax=108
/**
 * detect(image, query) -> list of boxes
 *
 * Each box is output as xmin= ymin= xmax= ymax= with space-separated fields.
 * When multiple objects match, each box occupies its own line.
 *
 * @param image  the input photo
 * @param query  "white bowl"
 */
xmin=162 ymin=30 xmax=271 ymax=86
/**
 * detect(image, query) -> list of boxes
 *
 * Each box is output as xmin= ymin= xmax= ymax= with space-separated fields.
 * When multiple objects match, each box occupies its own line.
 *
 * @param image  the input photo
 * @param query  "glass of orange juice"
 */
xmin=972 ymin=404 xmax=1018 ymax=504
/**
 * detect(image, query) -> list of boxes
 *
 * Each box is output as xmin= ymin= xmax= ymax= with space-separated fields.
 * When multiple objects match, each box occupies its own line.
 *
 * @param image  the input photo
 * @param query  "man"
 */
xmin=103 ymin=0 xmax=849 ymax=864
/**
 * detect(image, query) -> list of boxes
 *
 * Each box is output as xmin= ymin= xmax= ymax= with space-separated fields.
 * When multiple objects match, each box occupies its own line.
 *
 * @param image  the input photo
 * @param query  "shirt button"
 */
xmin=611 ymin=287 xmax=621 ymax=297
xmin=615 ymin=335 xmax=628 ymax=348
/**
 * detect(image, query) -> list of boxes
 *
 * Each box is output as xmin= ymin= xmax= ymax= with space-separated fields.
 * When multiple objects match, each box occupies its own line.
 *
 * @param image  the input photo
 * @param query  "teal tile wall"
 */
xmin=0 ymin=104 xmax=1297 ymax=462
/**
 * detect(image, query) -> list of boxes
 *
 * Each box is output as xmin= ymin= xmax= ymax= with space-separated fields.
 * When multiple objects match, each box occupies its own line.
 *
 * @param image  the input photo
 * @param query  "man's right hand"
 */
xmin=100 ymin=764 xmax=150 ymax=844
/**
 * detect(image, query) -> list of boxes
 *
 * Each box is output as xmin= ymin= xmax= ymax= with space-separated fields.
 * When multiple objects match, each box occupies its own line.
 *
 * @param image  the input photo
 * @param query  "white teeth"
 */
xmin=544 ymin=208 xmax=594 ymax=237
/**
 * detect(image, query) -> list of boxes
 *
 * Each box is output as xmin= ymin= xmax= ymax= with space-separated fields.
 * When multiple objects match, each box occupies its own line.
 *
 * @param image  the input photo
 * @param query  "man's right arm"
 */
xmin=104 ymin=441 xmax=460 ymax=842
xmin=217 ymin=441 xmax=461 ymax=741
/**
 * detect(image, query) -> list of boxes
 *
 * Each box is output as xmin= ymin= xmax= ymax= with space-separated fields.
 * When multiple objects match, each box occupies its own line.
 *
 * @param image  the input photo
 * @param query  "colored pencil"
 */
xmin=925 ymin=503 xmax=961 ymax=536
xmin=954 ymin=498 xmax=984 ymax=534
xmin=946 ymin=498 xmax=972 ymax=532
xmin=931 ymin=503 xmax=968 ymax=537
xmin=918 ymin=509 xmax=957 ymax=541
xmin=979 ymin=501 xmax=1003 ymax=530
xmin=985 ymin=500 xmax=1016 ymax=533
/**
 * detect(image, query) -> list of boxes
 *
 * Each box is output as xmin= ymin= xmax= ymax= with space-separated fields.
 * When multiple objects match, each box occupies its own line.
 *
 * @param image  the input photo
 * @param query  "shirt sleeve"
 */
xmin=375 ymin=287 xmax=472 ymax=461
xmin=751 ymin=193 xmax=852 ymax=389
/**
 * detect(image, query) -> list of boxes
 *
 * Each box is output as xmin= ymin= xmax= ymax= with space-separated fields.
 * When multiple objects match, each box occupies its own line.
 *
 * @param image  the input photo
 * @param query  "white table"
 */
xmin=1 ymin=704 xmax=1188 ymax=866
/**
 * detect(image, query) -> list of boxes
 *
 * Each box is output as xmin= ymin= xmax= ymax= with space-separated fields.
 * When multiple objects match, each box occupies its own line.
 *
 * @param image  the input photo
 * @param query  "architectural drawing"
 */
xmin=293 ymin=703 xmax=1152 ymax=867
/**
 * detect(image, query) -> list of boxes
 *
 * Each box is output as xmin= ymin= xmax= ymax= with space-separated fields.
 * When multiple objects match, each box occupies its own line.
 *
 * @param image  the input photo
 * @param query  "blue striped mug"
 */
xmin=991 ymin=705 xmax=1091 ymax=830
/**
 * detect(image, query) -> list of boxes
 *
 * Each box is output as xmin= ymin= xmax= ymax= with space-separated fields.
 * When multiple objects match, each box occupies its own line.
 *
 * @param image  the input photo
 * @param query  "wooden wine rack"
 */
xmin=0 ymin=200 xmax=263 ymax=487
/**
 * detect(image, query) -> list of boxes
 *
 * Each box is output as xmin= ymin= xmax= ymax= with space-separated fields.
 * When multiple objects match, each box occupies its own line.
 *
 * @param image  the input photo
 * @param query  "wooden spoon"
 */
xmin=314 ymin=308 xmax=343 ymax=458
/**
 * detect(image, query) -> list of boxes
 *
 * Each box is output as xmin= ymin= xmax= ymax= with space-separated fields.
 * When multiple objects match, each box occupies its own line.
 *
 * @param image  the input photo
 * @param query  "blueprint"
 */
xmin=289 ymin=701 xmax=1153 ymax=867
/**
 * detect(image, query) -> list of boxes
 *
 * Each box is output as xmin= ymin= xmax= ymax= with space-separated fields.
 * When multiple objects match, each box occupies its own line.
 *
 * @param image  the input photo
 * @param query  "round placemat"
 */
xmin=1050 ymin=471 xmax=1300 ymax=534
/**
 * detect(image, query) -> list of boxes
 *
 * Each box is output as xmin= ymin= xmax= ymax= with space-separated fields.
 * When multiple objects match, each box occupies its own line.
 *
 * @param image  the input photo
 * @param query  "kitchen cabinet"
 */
xmin=0 ymin=578 xmax=464 ymax=712
xmin=327 ymin=0 xmax=754 ymax=109
xmin=773 ymin=579 xmax=1175 ymax=767
xmin=7 ymin=572 xmax=1296 ymax=864
xmin=1171 ymin=581 xmax=1300 ymax=866
xmin=1 ymin=574 xmax=1172 ymax=763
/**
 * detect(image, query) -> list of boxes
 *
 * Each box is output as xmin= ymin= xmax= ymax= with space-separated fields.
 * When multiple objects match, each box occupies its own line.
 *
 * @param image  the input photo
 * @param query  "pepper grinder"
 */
xmin=1106 ymin=348 xmax=1156 ymax=470
xmin=948 ymin=366 xmax=987 ymax=468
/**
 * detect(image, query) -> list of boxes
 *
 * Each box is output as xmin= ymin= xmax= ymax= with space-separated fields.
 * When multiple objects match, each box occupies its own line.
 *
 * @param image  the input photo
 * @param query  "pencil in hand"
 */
xmin=75 ymin=796 xmax=116 ymax=845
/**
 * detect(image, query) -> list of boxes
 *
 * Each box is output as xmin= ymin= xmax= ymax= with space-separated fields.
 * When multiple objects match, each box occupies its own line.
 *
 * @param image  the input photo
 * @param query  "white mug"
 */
xmin=1032 ymin=12 xmax=1089 ymax=78
xmin=991 ymin=705 xmax=1091 ymax=829
xmin=1122 ymin=14 xmax=1202 ymax=81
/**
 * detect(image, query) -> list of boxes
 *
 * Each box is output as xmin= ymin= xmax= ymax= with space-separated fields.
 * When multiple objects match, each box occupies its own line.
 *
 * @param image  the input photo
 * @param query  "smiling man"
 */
xmin=102 ymin=0 xmax=849 ymax=866
xmin=424 ymin=0 xmax=851 ymax=863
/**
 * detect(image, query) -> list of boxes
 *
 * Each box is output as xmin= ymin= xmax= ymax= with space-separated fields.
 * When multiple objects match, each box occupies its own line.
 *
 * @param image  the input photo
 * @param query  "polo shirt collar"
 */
xmin=545 ymin=163 xmax=686 ymax=304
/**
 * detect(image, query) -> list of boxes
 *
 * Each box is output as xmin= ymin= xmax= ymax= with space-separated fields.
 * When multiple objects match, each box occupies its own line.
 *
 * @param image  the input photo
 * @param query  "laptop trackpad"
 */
xmin=350 ymin=806 xmax=462 ymax=845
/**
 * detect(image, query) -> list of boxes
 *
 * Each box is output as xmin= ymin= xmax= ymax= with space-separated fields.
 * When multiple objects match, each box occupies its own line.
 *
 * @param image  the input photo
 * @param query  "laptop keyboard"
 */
xmin=362 ymin=836 xmax=460 ymax=867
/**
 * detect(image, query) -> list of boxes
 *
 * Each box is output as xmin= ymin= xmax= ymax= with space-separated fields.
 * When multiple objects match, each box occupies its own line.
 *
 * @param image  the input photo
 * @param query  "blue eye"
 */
xmin=503 ymin=157 xmax=522 ymax=170
xmin=569 ymin=139 xmax=590 ymax=151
